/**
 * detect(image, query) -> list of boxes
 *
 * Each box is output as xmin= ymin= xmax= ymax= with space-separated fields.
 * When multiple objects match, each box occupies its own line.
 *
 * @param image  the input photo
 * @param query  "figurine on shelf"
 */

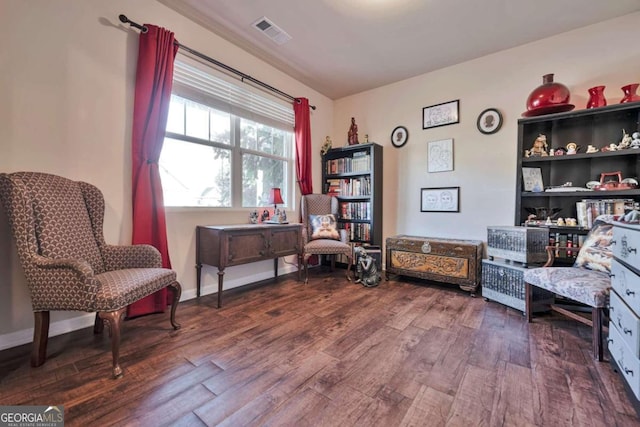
xmin=602 ymin=143 xmax=618 ymax=152
xmin=363 ymin=134 xmax=369 ymax=143
xmin=525 ymin=134 xmax=549 ymax=157
xmin=631 ymin=132 xmax=640 ymax=149
xmin=249 ymin=210 xmax=259 ymax=224
xmin=618 ymin=130 xmax=632 ymax=150
xmin=321 ymin=136 xmax=332 ymax=155
xmin=566 ymin=142 xmax=578 ymax=155
xmin=586 ymin=144 xmax=599 ymax=153
xmin=556 ymin=217 xmax=565 ymax=226
xmin=348 ymin=117 xmax=359 ymax=145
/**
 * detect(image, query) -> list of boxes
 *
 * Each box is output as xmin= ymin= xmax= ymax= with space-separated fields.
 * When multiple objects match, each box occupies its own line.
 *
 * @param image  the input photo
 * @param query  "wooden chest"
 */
xmin=385 ymin=235 xmax=483 ymax=295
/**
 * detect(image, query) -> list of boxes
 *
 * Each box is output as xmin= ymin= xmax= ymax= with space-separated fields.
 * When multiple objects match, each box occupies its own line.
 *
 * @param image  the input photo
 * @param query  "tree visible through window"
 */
xmin=159 ymin=95 xmax=293 ymax=208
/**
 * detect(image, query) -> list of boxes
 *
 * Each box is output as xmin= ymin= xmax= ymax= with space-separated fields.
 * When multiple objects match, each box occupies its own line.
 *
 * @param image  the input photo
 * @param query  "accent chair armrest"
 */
xmin=102 ymin=244 xmax=162 ymax=270
xmin=27 ymin=254 xmax=99 ymax=311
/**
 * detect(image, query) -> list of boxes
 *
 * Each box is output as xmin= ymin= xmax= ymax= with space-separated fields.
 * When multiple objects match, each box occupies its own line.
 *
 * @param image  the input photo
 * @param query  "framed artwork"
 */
xmin=423 ymin=100 xmax=459 ymax=129
xmin=427 ymin=138 xmax=454 ymax=172
xmin=391 ymin=126 xmax=408 ymax=148
xmin=421 ymin=187 xmax=460 ymax=212
xmin=522 ymin=167 xmax=544 ymax=192
xmin=477 ymin=108 xmax=503 ymax=134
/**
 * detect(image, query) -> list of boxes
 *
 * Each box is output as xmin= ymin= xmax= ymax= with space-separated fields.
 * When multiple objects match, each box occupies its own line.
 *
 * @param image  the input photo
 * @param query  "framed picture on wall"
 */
xmin=423 ymin=100 xmax=459 ymax=129
xmin=427 ymin=138 xmax=454 ymax=173
xmin=421 ymin=187 xmax=460 ymax=212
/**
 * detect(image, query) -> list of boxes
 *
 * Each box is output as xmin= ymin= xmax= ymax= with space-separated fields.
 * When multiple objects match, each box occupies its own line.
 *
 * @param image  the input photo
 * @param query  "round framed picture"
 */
xmin=391 ymin=126 xmax=409 ymax=148
xmin=477 ymin=108 xmax=503 ymax=134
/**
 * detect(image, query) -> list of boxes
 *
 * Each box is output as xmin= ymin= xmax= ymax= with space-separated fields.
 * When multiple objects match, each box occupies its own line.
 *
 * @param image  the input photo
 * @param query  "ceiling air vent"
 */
xmin=252 ymin=16 xmax=292 ymax=45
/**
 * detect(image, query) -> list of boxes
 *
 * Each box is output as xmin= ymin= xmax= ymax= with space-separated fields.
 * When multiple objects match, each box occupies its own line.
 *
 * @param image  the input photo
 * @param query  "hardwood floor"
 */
xmin=1 ymin=271 xmax=639 ymax=426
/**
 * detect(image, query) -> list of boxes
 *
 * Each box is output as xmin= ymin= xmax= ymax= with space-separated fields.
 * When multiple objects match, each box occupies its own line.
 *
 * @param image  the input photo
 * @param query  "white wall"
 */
xmin=333 ymin=13 xmax=640 ymax=246
xmin=0 ymin=0 xmax=333 ymax=349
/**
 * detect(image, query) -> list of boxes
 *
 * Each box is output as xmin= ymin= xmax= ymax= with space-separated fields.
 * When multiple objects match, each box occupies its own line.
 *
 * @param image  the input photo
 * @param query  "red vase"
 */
xmin=523 ymin=73 xmax=574 ymax=116
xmin=586 ymin=86 xmax=606 ymax=108
xmin=620 ymin=83 xmax=640 ymax=103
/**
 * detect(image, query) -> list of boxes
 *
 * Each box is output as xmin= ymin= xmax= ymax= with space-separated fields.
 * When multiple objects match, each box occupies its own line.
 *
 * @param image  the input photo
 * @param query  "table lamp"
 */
xmin=266 ymin=187 xmax=285 ymax=223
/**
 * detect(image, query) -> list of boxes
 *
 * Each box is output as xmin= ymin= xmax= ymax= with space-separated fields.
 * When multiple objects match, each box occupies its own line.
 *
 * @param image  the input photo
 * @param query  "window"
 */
xmin=159 ymin=59 xmax=295 ymax=208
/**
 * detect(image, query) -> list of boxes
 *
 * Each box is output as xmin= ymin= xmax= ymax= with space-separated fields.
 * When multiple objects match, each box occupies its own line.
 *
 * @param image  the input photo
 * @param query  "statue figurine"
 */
xmin=321 ymin=136 xmax=332 ymax=155
xmin=354 ymin=246 xmax=381 ymax=287
xmin=363 ymin=134 xmax=369 ymax=143
xmin=348 ymin=117 xmax=359 ymax=145
xmin=525 ymin=134 xmax=549 ymax=157
xmin=249 ymin=210 xmax=259 ymax=224
xmin=618 ymin=129 xmax=632 ymax=150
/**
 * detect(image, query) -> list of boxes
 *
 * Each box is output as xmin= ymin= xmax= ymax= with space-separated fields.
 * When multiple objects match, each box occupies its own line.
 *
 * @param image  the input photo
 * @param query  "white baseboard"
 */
xmin=0 ymin=263 xmax=299 ymax=352
xmin=0 ymin=312 xmax=96 ymax=352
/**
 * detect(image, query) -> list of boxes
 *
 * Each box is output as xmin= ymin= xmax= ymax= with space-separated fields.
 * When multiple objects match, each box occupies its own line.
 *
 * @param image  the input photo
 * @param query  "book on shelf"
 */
xmin=577 ymin=198 xmax=634 ymax=228
xmin=325 ymin=153 xmax=371 ymax=175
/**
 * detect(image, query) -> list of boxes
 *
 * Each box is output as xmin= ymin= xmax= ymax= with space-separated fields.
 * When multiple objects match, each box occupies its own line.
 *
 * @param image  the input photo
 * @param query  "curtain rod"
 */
xmin=118 ymin=14 xmax=316 ymax=110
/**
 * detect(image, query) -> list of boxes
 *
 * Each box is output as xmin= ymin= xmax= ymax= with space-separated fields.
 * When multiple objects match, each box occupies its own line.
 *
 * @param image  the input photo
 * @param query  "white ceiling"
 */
xmin=159 ymin=0 xmax=640 ymax=100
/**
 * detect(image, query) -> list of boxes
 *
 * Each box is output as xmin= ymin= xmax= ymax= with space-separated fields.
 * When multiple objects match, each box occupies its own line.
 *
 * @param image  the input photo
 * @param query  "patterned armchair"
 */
xmin=0 ymin=172 xmax=181 ymax=378
xmin=524 ymin=218 xmax=613 ymax=361
xmin=300 ymin=194 xmax=352 ymax=283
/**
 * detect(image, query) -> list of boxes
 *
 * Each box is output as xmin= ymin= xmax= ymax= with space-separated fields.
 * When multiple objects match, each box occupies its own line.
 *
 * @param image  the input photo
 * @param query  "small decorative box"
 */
xmin=487 ymin=225 xmax=549 ymax=265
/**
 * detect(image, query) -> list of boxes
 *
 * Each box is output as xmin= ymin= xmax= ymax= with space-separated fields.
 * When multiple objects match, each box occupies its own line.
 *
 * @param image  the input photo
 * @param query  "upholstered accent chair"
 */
xmin=524 ymin=218 xmax=613 ymax=361
xmin=300 ymin=194 xmax=352 ymax=283
xmin=0 ymin=172 xmax=181 ymax=378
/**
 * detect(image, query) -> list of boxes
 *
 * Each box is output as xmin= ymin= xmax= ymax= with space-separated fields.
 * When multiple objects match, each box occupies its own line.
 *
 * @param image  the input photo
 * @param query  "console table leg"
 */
xmin=217 ymin=270 xmax=224 ymax=308
xmin=274 ymin=258 xmax=278 ymax=278
xmin=196 ymin=263 xmax=202 ymax=297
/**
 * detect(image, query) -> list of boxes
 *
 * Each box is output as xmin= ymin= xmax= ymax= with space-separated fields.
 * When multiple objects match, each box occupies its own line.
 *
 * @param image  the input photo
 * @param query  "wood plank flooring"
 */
xmin=1 ymin=272 xmax=639 ymax=426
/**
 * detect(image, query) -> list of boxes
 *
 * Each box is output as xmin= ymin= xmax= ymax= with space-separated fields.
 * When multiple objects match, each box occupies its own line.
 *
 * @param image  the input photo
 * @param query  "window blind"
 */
xmin=173 ymin=57 xmax=294 ymax=130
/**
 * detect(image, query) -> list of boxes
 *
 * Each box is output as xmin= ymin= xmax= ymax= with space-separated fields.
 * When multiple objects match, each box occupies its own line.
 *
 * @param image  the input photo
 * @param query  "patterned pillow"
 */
xmin=573 ymin=219 xmax=614 ymax=273
xmin=309 ymin=214 xmax=340 ymax=241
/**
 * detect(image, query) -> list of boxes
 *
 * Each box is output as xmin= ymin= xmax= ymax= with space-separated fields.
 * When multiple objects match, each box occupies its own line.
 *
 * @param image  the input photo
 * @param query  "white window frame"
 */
xmin=161 ymin=56 xmax=296 ymax=209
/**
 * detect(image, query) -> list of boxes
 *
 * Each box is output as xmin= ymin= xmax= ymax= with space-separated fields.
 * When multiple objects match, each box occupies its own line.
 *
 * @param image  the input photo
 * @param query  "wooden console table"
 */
xmin=196 ymin=224 xmax=303 ymax=308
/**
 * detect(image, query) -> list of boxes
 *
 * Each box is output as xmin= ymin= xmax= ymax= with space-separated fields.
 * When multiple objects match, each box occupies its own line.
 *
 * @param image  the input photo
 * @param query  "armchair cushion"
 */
xmin=309 ymin=214 xmax=340 ymax=241
xmin=523 ymin=267 xmax=610 ymax=307
xmin=95 ymin=268 xmax=177 ymax=311
xmin=573 ymin=219 xmax=614 ymax=273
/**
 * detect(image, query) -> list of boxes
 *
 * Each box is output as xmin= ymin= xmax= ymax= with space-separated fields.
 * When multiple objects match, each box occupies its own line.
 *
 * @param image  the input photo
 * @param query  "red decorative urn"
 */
xmin=620 ymin=83 xmax=640 ymax=103
xmin=586 ymin=86 xmax=607 ymax=109
xmin=523 ymin=74 xmax=574 ymax=116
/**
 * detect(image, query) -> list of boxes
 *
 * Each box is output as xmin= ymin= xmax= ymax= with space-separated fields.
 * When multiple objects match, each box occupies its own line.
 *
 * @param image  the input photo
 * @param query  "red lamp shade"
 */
xmin=267 ymin=188 xmax=284 ymax=207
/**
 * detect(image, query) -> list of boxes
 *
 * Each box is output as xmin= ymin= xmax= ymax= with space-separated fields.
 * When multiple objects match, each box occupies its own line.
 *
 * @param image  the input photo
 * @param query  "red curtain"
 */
xmin=127 ymin=24 xmax=179 ymax=318
xmin=294 ymin=98 xmax=313 ymax=195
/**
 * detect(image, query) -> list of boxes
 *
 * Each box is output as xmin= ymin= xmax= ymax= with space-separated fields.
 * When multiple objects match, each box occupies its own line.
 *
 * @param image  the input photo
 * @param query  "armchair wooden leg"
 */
xmin=93 ymin=313 xmax=104 ymax=334
xmin=99 ymin=308 xmax=126 ymax=379
xmin=525 ymin=283 xmax=533 ymax=323
xmin=593 ymin=307 xmax=604 ymax=361
xmin=304 ymin=254 xmax=310 ymax=284
xmin=168 ymin=282 xmax=182 ymax=330
xmin=31 ymin=311 xmax=49 ymax=367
